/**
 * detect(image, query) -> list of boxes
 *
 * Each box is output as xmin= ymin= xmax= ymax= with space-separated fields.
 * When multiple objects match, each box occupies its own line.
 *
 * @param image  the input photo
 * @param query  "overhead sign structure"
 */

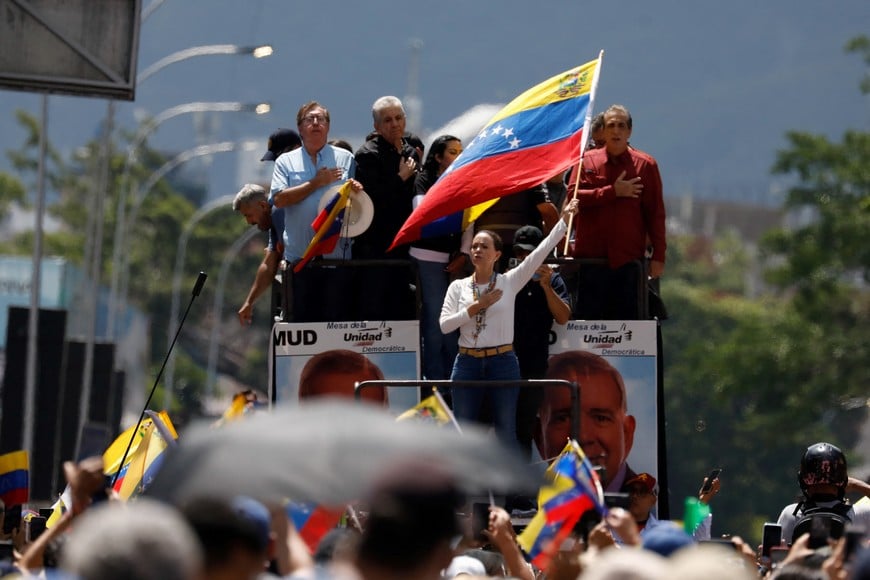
xmin=0 ymin=0 xmax=141 ymax=100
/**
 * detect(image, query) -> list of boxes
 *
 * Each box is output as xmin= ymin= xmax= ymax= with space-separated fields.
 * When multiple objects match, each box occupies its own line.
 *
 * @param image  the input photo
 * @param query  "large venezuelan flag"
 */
xmin=390 ymin=56 xmax=602 ymax=250
xmin=0 ymin=450 xmax=29 ymax=506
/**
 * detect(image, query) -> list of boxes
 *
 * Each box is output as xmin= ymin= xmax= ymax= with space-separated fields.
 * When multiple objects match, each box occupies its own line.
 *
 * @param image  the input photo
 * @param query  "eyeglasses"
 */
xmin=301 ymin=114 xmax=328 ymax=126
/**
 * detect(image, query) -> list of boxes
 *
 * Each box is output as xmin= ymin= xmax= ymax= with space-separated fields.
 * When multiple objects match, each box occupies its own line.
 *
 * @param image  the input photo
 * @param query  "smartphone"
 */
xmin=809 ymin=516 xmax=831 ymax=549
xmin=762 ymin=522 xmax=782 ymax=557
xmin=770 ymin=546 xmax=789 ymax=567
xmin=0 ymin=542 xmax=13 ymax=561
xmin=2 ymin=504 xmax=21 ymax=535
xmin=699 ymin=539 xmax=737 ymax=551
xmin=27 ymin=516 xmax=46 ymax=542
xmin=843 ymin=526 xmax=866 ymax=562
xmin=603 ymin=492 xmax=631 ymax=510
xmin=471 ymin=502 xmax=490 ymax=541
xmin=700 ymin=468 xmax=722 ymax=494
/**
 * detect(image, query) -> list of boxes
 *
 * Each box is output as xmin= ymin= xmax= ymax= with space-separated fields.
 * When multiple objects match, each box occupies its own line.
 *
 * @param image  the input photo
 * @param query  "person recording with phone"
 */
xmin=619 ymin=471 xmax=718 ymax=543
xmin=510 ymin=224 xmax=571 ymax=459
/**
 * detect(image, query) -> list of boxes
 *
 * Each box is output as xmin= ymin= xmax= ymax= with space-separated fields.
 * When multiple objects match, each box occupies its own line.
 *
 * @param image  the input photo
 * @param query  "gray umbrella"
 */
xmin=145 ymin=400 xmax=539 ymax=506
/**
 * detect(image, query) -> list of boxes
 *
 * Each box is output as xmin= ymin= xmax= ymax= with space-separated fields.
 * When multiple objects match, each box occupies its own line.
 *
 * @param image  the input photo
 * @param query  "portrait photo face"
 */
xmin=299 ymin=369 xmax=386 ymax=404
xmin=538 ymin=367 xmax=636 ymax=485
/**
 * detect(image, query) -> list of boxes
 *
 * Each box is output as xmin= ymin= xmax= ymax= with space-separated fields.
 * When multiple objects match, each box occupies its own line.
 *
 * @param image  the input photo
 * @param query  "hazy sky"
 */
xmin=1 ymin=0 xmax=867 ymax=206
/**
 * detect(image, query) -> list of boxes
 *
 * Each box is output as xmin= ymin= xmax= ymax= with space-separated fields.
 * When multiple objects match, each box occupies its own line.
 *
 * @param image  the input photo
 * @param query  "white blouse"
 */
xmin=439 ymin=218 xmax=568 ymax=349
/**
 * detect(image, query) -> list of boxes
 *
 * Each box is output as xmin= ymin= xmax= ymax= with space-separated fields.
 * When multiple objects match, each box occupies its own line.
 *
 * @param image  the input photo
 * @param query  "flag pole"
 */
xmin=341 ymin=196 xmax=354 ymax=238
xmin=563 ymin=50 xmax=605 ymax=255
xmin=433 ymin=387 xmax=463 ymax=434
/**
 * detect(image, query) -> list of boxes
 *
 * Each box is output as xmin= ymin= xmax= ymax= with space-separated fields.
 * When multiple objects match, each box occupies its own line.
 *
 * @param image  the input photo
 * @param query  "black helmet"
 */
xmin=798 ymin=442 xmax=848 ymax=499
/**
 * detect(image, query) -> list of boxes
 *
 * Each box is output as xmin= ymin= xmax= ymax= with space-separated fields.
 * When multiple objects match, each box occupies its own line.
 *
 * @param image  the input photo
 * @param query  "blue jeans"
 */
xmin=413 ymin=258 xmax=458 ymax=381
xmin=450 ymin=351 xmax=520 ymax=447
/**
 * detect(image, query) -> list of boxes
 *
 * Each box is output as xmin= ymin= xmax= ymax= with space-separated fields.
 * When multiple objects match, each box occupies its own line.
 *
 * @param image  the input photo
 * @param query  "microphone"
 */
xmin=192 ymin=272 xmax=207 ymax=296
xmin=110 ymin=272 xmax=208 ymax=489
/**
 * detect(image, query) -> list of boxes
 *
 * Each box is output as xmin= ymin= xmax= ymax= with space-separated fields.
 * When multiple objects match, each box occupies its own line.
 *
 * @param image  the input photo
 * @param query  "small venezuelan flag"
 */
xmin=0 ymin=450 xmax=29 ymax=506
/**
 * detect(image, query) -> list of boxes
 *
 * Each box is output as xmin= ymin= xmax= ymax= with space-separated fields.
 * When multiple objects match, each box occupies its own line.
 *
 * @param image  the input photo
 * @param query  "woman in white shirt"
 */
xmin=439 ymin=199 xmax=578 ymax=445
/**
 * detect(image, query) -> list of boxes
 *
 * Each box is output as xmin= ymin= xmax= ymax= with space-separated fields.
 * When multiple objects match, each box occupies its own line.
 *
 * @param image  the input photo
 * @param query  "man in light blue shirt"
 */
xmin=270 ymin=101 xmax=362 ymax=321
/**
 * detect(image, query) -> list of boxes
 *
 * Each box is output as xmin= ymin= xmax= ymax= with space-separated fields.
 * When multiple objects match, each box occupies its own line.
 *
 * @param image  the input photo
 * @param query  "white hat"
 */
xmin=317 ymin=184 xmax=374 ymax=238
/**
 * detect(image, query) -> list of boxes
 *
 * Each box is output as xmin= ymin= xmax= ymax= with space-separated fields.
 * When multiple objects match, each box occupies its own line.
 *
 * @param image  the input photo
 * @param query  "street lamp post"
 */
xmin=115 ymin=142 xmax=241 ymax=350
xmin=75 ymin=41 xmax=273 ymax=439
xmin=104 ymin=40 xmax=273 ymax=340
xmin=107 ymin=101 xmax=269 ymax=338
xmin=136 ymin=44 xmax=273 ymax=84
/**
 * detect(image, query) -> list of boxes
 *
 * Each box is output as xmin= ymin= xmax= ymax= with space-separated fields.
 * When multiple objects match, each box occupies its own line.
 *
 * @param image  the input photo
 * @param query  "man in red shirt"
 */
xmin=568 ymin=104 xmax=666 ymax=320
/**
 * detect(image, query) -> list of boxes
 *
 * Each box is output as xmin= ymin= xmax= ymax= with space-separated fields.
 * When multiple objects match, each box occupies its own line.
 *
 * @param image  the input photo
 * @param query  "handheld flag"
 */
xmin=390 ymin=56 xmax=602 ymax=250
xmin=396 ymin=388 xmax=462 ymax=433
xmin=45 ymin=485 xmax=72 ymax=529
xmin=517 ymin=441 xmax=604 ymax=569
xmin=0 ymin=450 xmax=29 ymax=506
xmin=286 ymin=501 xmax=344 ymax=553
xmin=106 ymin=411 xmax=178 ymax=499
xmin=294 ymin=181 xmax=354 ymax=273
xmin=212 ymin=390 xmax=262 ymax=427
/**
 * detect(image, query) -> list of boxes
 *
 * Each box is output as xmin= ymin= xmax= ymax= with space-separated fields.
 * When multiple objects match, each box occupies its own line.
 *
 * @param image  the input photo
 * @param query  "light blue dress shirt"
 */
xmin=270 ymin=144 xmax=356 ymax=261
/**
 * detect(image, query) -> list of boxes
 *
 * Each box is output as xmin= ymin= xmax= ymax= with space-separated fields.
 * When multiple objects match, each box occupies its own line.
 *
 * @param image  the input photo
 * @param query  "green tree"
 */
xmin=0 ymin=174 xmax=27 ymax=221
xmin=662 ymin=37 xmax=869 ymax=541
xmin=846 ymin=34 xmax=870 ymax=94
xmin=3 ymin=110 xmax=251 ymax=423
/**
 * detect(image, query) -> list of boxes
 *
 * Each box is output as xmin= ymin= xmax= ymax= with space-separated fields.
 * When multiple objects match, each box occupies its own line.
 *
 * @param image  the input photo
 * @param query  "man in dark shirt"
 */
xmin=568 ymin=104 xmax=666 ymax=320
xmin=353 ymin=96 xmax=421 ymax=320
xmin=474 ymin=184 xmax=559 ymax=273
xmin=511 ymin=225 xmax=571 ymax=458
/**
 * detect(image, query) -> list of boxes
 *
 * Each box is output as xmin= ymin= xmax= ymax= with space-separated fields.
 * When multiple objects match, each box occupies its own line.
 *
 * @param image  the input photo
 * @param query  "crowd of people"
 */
xmin=232 ymin=98 xmax=665 ymax=450
xmin=0 ymin=440 xmax=867 ymax=579
xmin=233 ymin=99 xmax=665 ymax=325
xmin=95 ymin=97 xmax=867 ymax=580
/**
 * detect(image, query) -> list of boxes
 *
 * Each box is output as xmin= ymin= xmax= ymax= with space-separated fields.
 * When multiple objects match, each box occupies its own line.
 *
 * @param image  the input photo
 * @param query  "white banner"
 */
xmin=551 ymin=320 xmax=659 ymax=487
xmin=270 ymin=320 xmax=421 ymax=413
